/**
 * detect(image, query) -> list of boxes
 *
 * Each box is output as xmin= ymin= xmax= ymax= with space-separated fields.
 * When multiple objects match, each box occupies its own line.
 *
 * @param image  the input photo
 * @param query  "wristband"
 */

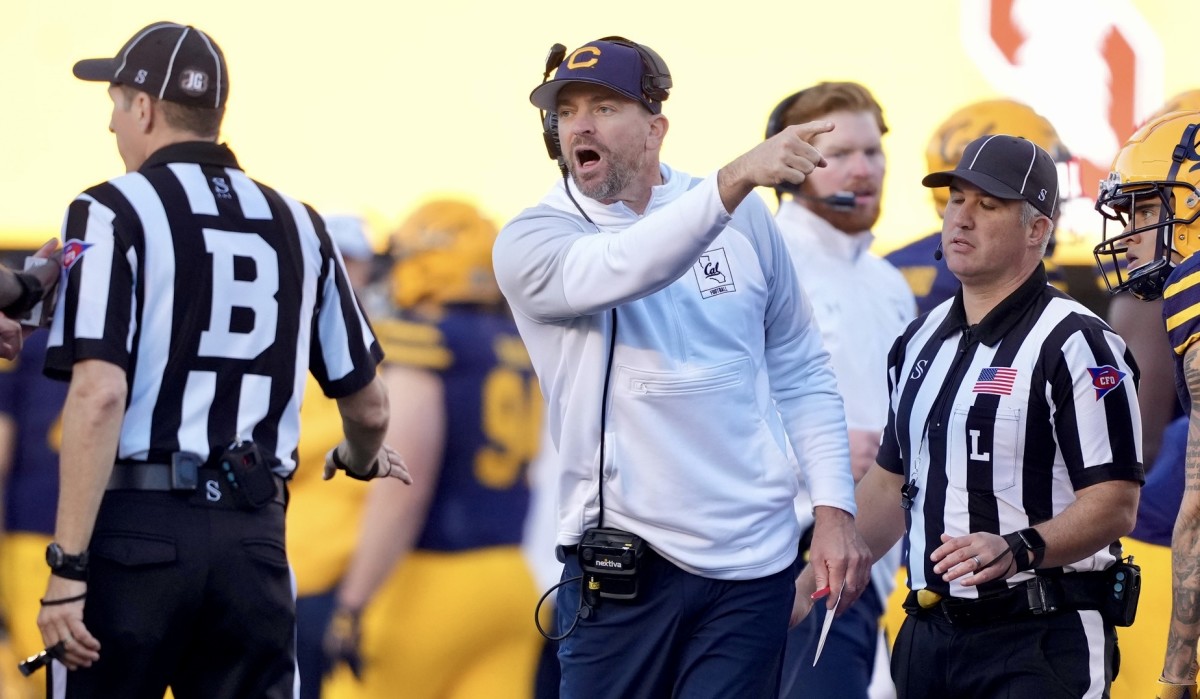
xmin=39 ymin=592 xmax=87 ymax=607
xmin=331 ymin=449 xmax=380 ymax=482
xmin=1002 ymin=528 xmax=1046 ymax=572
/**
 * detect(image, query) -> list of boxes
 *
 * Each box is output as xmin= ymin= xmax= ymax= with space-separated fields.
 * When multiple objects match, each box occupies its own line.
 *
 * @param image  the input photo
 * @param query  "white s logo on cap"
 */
xmin=1038 ymin=189 xmax=1047 ymax=201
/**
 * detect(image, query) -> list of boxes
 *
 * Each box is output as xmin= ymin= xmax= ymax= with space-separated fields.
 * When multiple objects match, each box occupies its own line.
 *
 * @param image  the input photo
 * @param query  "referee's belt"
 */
xmin=904 ymin=572 xmax=1112 ymax=626
xmin=107 ymin=460 xmax=287 ymax=506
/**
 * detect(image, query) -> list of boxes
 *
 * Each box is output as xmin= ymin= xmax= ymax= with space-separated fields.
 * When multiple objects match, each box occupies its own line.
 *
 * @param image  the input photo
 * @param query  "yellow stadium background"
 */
xmin=0 ymin=1 xmax=1191 ymax=697
xmin=2 ymin=0 xmax=1193 ymax=258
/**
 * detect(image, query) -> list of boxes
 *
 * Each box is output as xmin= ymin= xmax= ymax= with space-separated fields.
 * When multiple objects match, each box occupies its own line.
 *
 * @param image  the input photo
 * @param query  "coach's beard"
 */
xmin=569 ymin=144 xmax=645 ymax=203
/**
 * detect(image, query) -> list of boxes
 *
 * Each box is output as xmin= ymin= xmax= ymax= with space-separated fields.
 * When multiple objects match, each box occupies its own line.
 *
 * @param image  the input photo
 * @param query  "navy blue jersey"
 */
xmin=1164 ymin=254 xmax=1200 ymax=413
xmin=376 ymin=305 xmax=539 ymax=551
xmin=0 ymin=332 xmax=67 ymax=534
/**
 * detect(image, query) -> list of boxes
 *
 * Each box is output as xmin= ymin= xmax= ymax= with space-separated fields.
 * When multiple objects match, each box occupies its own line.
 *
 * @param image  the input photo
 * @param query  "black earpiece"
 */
xmin=539 ymin=43 xmax=568 ymax=169
xmin=543 ymin=111 xmax=566 ymax=176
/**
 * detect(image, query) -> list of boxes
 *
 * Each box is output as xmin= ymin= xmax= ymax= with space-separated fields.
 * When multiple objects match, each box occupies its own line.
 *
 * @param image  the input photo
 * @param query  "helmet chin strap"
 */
xmin=1123 ymin=206 xmax=1176 ymax=300
xmin=1126 ymin=259 xmax=1175 ymax=301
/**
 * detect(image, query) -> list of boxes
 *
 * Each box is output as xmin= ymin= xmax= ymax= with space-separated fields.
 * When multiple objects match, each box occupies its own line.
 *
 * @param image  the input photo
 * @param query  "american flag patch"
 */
xmin=973 ymin=367 xmax=1018 ymax=395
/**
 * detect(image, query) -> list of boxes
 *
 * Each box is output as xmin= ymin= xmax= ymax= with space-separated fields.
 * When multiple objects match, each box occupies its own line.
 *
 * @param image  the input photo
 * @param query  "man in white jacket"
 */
xmin=767 ymin=81 xmax=915 ymax=699
xmin=493 ymin=36 xmax=869 ymax=698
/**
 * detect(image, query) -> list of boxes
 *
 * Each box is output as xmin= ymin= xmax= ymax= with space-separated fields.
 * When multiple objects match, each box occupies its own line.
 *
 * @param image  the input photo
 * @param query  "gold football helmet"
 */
xmin=1093 ymin=110 xmax=1200 ymax=300
xmin=926 ymin=99 xmax=1072 ymax=217
xmin=1148 ymin=90 xmax=1200 ymax=122
xmin=390 ymin=199 xmax=501 ymax=308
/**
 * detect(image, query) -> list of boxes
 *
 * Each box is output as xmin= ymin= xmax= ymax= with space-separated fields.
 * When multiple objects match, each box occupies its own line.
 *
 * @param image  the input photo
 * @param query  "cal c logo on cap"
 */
xmin=62 ymin=239 xmax=93 ymax=270
xmin=1087 ymin=365 xmax=1127 ymax=400
xmin=567 ymin=46 xmax=601 ymax=69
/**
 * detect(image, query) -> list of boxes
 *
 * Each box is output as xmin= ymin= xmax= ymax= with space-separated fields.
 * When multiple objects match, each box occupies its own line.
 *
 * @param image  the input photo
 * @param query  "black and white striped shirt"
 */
xmin=878 ymin=264 xmax=1143 ymax=599
xmin=45 ymin=142 xmax=381 ymax=476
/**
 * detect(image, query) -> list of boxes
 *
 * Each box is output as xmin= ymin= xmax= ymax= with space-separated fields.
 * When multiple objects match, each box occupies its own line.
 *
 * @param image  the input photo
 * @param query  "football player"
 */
xmin=1100 ymin=94 xmax=1200 ymax=474
xmin=322 ymin=200 xmax=544 ymax=699
xmin=1092 ymin=108 xmax=1200 ymax=699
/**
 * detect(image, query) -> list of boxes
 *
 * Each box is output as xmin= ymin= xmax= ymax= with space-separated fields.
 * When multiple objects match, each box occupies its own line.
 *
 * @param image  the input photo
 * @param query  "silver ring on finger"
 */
xmin=971 ymin=555 xmax=982 ymax=568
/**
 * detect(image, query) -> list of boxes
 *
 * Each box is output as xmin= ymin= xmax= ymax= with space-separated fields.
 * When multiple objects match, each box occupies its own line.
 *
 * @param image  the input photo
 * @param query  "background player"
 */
xmin=1092 ymin=108 xmax=1200 ymax=699
xmin=323 ymin=199 xmax=543 ymax=699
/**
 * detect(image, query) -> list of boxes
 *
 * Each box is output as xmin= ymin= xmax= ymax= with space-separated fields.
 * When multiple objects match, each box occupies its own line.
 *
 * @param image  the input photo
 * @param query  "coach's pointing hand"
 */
xmin=717 ymin=120 xmax=834 ymax=212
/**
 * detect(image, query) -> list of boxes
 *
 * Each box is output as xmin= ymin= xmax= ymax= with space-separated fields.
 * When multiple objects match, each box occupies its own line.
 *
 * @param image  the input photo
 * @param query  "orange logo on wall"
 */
xmin=963 ymin=0 xmax=1163 ymax=200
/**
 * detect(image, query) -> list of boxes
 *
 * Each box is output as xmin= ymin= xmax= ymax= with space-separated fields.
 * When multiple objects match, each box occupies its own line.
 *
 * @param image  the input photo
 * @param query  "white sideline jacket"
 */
xmin=493 ymin=165 xmax=855 ymax=580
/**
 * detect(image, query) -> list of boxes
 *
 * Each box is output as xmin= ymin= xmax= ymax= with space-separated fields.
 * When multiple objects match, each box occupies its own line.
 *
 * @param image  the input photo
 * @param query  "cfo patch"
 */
xmin=62 ymin=239 xmax=93 ymax=270
xmin=693 ymin=248 xmax=735 ymax=299
xmin=1087 ymin=365 xmax=1127 ymax=400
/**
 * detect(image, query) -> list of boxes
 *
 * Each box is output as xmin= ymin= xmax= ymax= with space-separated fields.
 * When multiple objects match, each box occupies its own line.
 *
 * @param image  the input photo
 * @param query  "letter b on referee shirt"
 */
xmin=199 ymin=229 xmax=279 ymax=359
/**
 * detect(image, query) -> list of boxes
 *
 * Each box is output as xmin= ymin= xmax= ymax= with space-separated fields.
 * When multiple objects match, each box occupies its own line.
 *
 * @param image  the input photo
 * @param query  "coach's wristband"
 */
xmin=331 ymin=449 xmax=380 ymax=482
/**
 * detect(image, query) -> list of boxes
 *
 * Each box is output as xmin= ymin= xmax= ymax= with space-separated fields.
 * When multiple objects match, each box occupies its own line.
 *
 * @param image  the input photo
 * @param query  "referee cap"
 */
xmin=73 ymin=22 xmax=227 ymax=109
xmin=922 ymin=134 xmax=1059 ymax=218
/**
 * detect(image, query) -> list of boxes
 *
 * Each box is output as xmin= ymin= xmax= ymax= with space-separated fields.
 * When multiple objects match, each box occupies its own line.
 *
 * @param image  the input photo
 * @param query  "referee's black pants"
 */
xmin=892 ymin=607 xmax=1117 ymax=698
xmin=52 ymin=485 xmax=294 ymax=699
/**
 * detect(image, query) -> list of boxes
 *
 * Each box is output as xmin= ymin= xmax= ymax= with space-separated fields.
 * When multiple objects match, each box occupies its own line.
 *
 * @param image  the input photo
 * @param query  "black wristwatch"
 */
xmin=45 ymin=543 xmax=89 ymax=581
xmin=1003 ymin=528 xmax=1046 ymax=572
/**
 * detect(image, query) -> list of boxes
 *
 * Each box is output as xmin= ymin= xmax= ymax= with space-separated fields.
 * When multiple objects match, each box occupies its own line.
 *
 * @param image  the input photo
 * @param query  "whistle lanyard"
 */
xmin=903 ymin=326 xmax=979 ymax=510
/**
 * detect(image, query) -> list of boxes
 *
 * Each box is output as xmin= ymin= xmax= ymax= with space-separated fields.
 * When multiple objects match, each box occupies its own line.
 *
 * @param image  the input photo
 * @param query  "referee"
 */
xmin=34 ymin=22 xmax=410 ymax=698
xmin=794 ymin=134 xmax=1144 ymax=697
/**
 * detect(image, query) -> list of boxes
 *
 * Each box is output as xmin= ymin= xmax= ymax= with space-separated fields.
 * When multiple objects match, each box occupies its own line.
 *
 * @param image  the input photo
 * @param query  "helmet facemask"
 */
xmin=1094 ymin=180 xmax=1181 ymax=300
xmin=1093 ymin=114 xmax=1200 ymax=301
